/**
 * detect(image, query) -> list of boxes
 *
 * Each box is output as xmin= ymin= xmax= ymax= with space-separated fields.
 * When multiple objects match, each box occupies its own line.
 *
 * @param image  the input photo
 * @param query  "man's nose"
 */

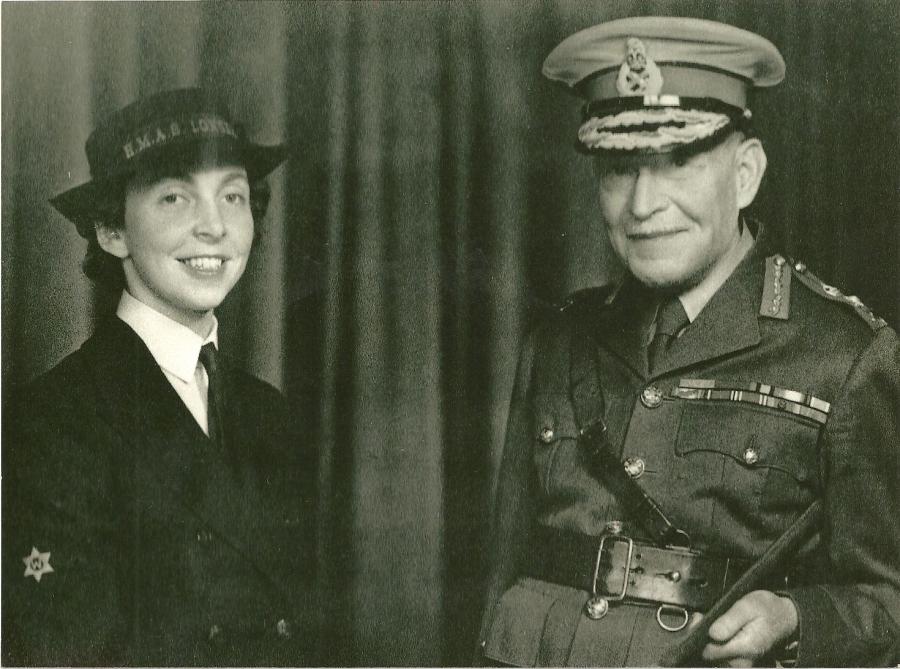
xmin=630 ymin=168 xmax=667 ymax=220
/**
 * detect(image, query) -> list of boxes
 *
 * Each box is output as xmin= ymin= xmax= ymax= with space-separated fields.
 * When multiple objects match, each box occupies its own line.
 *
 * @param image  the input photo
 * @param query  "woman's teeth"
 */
xmin=182 ymin=257 xmax=223 ymax=271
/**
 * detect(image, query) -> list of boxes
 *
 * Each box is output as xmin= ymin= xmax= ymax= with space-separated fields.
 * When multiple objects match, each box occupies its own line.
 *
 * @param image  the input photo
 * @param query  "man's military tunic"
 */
xmin=478 ymin=232 xmax=900 ymax=666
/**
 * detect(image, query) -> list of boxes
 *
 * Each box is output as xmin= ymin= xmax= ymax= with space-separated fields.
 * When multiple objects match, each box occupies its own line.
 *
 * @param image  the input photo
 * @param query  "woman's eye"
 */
xmin=224 ymin=192 xmax=246 ymax=205
xmin=161 ymin=193 xmax=184 ymax=205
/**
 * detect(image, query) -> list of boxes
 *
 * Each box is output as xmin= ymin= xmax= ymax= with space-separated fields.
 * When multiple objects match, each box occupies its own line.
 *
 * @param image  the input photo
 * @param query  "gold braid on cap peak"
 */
xmin=577 ymin=96 xmax=751 ymax=155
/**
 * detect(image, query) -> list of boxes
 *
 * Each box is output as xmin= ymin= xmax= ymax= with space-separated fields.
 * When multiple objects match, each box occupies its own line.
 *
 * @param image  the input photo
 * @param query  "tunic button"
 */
xmin=743 ymin=446 xmax=760 ymax=466
xmin=604 ymin=520 xmax=624 ymax=535
xmin=197 ymin=529 xmax=213 ymax=543
xmin=623 ymin=456 xmax=645 ymax=479
xmin=793 ymin=261 xmax=806 ymax=273
xmin=208 ymin=624 xmax=223 ymax=642
xmin=539 ymin=426 xmax=555 ymax=443
xmin=276 ymin=618 xmax=292 ymax=639
xmin=640 ymin=386 xmax=663 ymax=408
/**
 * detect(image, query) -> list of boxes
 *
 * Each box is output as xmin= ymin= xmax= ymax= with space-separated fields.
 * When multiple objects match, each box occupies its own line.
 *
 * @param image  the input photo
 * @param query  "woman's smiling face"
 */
xmin=114 ymin=163 xmax=254 ymax=328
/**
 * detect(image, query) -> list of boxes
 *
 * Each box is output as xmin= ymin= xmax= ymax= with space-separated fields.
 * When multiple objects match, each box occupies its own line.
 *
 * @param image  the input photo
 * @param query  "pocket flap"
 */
xmin=676 ymin=402 xmax=818 ymax=482
xmin=531 ymin=394 xmax=579 ymax=445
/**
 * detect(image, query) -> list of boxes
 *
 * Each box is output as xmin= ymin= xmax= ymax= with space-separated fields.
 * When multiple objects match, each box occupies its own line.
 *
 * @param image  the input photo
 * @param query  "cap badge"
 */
xmin=23 ymin=546 xmax=54 ymax=582
xmin=616 ymin=37 xmax=663 ymax=97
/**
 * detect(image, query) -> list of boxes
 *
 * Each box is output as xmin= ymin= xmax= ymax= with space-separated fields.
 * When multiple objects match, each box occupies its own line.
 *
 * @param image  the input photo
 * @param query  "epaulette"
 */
xmin=559 ymin=284 xmax=619 ymax=314
xmin=761 ymin=254 xmax=888 ymax=330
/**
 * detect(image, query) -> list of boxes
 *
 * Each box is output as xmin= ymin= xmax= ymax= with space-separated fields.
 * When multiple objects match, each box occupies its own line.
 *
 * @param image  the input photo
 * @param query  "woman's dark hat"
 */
xmin=50 ymin=87 xmax=288 ymax=237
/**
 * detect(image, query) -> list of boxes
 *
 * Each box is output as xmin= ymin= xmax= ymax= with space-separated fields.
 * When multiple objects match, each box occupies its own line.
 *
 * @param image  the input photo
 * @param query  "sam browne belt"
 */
xmin=526 ymin=524 xmax=754 ymax=613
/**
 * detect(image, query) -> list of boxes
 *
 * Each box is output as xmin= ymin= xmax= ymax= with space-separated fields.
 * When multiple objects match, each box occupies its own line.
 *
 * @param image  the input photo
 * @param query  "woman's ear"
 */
xmin=95 ymin=223 xmax=129 ymax=259
xmin=735 ymin=137 xmax=768 ymax=210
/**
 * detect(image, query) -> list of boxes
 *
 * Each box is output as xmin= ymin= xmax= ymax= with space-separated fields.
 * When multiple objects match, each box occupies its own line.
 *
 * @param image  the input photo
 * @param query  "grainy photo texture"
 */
xmin=2 ymin=1 xmax=898 ymax=667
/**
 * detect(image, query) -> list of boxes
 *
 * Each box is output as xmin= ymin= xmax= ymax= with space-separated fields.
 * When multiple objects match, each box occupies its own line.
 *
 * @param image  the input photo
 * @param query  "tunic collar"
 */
xmin=597 ymin=220 xmax=768 ymax=378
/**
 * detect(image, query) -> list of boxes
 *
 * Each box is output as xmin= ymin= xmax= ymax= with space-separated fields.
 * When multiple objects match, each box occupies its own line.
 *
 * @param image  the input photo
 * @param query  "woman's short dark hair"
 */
xmin=82 ymin=168 xmax=272 ymax=291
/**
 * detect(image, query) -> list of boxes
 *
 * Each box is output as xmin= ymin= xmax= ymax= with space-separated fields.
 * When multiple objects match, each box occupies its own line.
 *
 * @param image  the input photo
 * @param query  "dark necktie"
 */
xmin=647 ymin=298 xmax=690 ymax=375
xmin=199 ymin=343 xmax=225 ymax=448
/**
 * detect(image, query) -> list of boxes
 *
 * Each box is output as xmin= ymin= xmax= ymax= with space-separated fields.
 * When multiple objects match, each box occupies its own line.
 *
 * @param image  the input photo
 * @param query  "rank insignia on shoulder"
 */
xmin=760 ymin=255 xmax=791 ymax=319
xmin=23 ymin=546 xmax=54 ymax=582
xmin=787 ymin=258 xmax=888 ymax=330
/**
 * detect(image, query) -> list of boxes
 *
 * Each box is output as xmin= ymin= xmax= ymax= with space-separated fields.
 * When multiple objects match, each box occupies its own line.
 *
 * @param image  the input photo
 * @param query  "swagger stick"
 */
xmin=658 ymin=500 xmax=823 ymax=667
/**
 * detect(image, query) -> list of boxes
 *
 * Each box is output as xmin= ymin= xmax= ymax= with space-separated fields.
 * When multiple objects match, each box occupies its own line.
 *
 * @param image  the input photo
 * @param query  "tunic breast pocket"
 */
xmin=674 ymin=401 xmax=821 ymax=543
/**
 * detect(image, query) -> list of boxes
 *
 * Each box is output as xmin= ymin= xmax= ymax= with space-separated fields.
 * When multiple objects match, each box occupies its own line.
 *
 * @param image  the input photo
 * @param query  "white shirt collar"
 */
xmin=116 ymin=291 xmax=218 ymax=383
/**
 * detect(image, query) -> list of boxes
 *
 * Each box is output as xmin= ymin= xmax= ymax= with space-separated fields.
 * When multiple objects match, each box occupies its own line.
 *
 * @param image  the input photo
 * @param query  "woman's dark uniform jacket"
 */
xmin=478 ymin=229 xmax=900 ymax=667
xmin=2 ymin=316 xmax=317 ymax=666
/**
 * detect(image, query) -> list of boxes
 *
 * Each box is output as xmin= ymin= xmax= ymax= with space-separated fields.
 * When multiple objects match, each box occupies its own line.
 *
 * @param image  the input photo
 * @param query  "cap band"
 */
xmin=121 ymin=113 xmax=238 ymax=161
xmin=584 ymin=96 xmax=746 ymax=119
xmin=90 ymin=112 xmax=244 ymax=179
xmin=579 ymin=65 xmax=749 ymax=109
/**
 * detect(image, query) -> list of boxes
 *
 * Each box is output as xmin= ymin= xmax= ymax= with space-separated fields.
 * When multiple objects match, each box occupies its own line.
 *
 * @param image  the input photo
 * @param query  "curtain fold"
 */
xmin=3 ymin=2 xmax=898 ymax=665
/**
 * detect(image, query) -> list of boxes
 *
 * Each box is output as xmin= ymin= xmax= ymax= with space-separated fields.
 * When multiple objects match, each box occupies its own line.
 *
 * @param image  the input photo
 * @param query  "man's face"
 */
xmin=118 ymin=164 xmax=254 ymax=326
xmin=595 ymin=138 xmax=743 ymax=291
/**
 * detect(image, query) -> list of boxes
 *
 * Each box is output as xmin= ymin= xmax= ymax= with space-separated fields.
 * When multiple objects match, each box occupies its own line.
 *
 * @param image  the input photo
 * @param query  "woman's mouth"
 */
xmin=179 ymin=256 xmax=225 ymax=272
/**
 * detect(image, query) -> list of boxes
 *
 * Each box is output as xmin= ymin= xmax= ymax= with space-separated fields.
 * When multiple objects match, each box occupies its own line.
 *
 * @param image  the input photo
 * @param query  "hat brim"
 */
xmin=50 ymin=139 xmax=288 ymax=237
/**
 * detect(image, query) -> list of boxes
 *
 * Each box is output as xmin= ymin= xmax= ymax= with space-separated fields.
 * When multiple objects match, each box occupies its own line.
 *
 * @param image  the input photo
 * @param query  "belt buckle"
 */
xmin=591 ymin=532 xmax=634 ymax=601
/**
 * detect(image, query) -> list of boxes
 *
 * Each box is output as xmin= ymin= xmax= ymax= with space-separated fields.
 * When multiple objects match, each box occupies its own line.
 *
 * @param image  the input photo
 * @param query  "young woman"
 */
xmin=3 ymin=88 xmax=316 ymax=666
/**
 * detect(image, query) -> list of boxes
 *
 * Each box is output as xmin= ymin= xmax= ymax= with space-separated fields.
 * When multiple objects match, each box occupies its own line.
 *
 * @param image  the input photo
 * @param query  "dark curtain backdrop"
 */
xmin=3 ymin=1 xmax=898 ymax=665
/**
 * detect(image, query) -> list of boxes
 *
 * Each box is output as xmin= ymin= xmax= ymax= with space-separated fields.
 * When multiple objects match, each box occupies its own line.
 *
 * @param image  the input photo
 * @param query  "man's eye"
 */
xmin=161 ymin=193 xmax=185 ymax=205
xmin=670 ymin=151 xmax=697 ymax=169
xmin=224 ymin=192 xmax=247 ymax=205
xmin=598 ymin=159 xmax=637 ymax=177
xmin=598 ymin=165 xmax=635 ymax=181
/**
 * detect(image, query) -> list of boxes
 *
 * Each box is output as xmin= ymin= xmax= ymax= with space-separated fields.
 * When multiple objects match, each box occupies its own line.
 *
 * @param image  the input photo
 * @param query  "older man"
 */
xmin=478 ymin=17 xmax=899 ymax=667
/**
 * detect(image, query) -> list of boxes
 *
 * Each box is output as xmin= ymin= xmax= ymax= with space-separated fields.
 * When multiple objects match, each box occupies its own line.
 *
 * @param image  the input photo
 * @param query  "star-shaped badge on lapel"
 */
xmin=23 ymin=547 xmax=54 ymax=582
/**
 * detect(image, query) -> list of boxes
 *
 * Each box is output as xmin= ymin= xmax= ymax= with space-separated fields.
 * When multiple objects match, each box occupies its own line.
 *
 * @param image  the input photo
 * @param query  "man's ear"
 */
xmin=95 ymin=223 xmax=129 ymax=259
xmin=734 ymin=137 xmax=767 ymax=209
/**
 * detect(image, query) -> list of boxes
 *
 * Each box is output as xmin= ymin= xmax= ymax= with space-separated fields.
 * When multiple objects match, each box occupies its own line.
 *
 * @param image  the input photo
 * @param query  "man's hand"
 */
xmin=690 ymin=590 xmax=798 ymax=667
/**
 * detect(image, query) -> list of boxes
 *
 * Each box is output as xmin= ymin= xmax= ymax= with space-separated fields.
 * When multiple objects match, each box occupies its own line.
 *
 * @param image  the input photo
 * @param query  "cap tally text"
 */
xmin=122 ymin=114 xmax=238 ymax=161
